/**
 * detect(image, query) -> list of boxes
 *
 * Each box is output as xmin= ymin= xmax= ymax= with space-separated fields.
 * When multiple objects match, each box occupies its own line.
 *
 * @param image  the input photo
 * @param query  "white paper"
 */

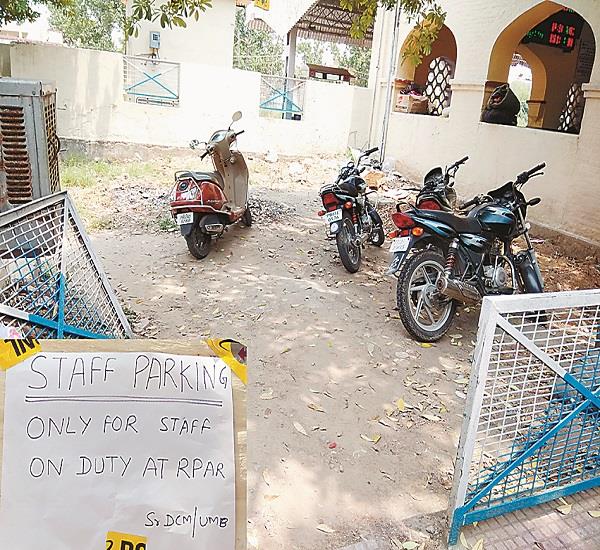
xmin=0 ymin=352 xmax=235 ymax=549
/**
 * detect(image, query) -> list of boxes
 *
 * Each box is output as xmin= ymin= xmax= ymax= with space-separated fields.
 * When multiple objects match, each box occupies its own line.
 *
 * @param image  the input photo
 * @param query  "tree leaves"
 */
xmin=124 ymin=0 xmax=213 ymax=38
xmin=49 ymin=0 xmax=125 ymax=51
xmin=338 ymin=0 xmax=446 ymax=68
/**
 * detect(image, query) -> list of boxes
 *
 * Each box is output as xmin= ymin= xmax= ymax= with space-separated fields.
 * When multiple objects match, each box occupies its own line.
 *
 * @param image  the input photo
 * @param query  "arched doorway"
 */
xmin=483 ymin=2 xmax=596 ymax=133
xmin=394 ymin=24 xmax=458 ymax=116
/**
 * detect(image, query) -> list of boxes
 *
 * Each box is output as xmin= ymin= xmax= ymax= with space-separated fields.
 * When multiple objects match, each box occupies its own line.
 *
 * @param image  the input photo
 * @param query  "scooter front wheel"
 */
xmin=185 ymin=226 xmax=211 ymax=259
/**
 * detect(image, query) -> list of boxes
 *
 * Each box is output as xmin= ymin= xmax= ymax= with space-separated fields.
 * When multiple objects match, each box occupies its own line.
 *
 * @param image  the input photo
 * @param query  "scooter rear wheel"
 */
xmin=186 ymin=226 xmax=211 ymax=259
xmin=242 ymin=205 xmax=252 ymax=227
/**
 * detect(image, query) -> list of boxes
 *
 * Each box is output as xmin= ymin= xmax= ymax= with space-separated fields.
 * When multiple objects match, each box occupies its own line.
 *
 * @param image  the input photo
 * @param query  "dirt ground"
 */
xmin=63 ymin=151 xmax=600 ymax=550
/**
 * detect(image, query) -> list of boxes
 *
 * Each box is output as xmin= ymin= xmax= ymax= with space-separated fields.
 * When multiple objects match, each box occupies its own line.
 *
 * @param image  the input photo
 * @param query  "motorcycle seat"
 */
xmin=415 ymin=209 xmax=482 ymax=234
xmin=179 ymin=171 xmax=224 ymax=189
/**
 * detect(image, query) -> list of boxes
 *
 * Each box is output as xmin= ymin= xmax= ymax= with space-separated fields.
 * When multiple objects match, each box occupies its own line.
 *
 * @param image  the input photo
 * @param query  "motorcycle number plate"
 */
xmin=177 ymin=212 xmax=194 ymax=226
xmin=323 ymin=209 xmax=343 ymax=224
xmin=390 ymin=236 xmax=410 ymax=253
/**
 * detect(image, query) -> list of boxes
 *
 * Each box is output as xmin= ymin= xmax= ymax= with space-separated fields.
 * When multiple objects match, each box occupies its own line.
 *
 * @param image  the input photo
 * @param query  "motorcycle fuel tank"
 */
xmin=475 ymin=204 xmax=516 ymax=237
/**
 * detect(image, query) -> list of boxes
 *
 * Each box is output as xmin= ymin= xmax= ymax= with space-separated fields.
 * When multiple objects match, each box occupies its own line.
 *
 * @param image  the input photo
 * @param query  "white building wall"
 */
xmin=369 ymin=0 xmax=600 ymax=245
xmin=125 ymin=0 xmax=236 ymax=67
xmin=8 ymin=43 xmax=371 ymax=157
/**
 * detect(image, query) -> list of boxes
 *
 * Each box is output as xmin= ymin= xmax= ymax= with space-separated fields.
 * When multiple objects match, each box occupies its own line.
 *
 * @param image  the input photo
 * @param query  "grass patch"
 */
xmin=156 ymin=214 xmax=177 ymax=232
xmin=60 ymin=155 xmax=163 ymax=189
xmin=61 ymin=154 xmax=120 ymax=188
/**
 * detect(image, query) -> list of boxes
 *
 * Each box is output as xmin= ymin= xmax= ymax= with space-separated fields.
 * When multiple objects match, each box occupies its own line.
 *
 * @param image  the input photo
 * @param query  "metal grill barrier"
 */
xmin=0 ymin=192 xmax=132 ymax=339
xmin=449 ymin=290 xmax=600 ymax=545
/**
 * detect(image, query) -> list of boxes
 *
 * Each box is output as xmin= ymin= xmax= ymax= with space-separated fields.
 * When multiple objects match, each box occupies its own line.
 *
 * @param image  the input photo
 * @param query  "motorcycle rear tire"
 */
xmin=336 ymin=213 xmax=361 ymax=273
xmin=396 ymin=250 xmax=456 ymax=342
xmin=186 ymin=226 xmax=211 ymax=259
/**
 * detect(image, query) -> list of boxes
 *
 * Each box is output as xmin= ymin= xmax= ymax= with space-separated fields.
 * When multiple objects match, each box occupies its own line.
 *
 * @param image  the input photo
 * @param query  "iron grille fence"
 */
xmin=449 ymin=290 xmax=600 ymax=545
xmin=0 ymin=192 xmax=132 ymax=339
xmin=123 ymin=55 xmax=181 ymax=107
xmin=259 ymin=75 xmax=306 ymax=117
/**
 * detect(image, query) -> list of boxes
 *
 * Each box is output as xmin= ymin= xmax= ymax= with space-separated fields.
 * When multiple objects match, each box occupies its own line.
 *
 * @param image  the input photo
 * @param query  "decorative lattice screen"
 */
xmin=424 ymin=57 xmax=454 ymax=116
xmin=558 ymin=83 xmax=585 ymax=134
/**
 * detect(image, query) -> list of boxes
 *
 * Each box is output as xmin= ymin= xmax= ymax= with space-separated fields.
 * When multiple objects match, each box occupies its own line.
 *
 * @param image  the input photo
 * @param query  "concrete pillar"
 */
xmin=286 ymin=26 xmax=298 ymax=79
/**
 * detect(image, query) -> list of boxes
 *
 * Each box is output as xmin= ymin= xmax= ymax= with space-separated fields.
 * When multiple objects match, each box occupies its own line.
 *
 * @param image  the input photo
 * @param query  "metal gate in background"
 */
xmin=449 ymin=290 xmax=600 ymax=545
xmin=259 ymin=75 xmax=306 ymax=118
xmin=123 ymin=55 xmax=180 ymax=107
xmin=0 ymin=79 xmax=61 ymax=204
xmin=0 ymin=192 xmax=132 ymax=339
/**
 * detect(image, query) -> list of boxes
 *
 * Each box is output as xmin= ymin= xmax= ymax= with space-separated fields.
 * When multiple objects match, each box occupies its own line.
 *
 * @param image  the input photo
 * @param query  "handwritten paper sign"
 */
xmin=0 ymin=352 xmax=235 ymax=549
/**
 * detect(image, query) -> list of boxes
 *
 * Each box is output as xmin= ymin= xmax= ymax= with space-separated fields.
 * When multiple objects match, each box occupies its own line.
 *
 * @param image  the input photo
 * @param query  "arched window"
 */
xmin=483 ymin=2 xmax=595 ymax=134
xmin=394 ymin=24 xmax=457 ymax=116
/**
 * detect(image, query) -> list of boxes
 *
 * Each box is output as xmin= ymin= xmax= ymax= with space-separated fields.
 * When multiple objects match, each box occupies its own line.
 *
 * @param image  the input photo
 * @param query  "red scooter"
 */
xmin=169 ymin=111 xmax=251 ymax=259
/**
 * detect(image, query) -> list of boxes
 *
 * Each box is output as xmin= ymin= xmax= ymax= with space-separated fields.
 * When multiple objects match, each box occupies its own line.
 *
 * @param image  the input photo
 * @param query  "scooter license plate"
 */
xmin=390 ymin=236 xmax=410 ymax=253
xmin=323 ymin=209 xmax=343 ymax=224
xmin=177 ymin=212 xmax=194 ymax=226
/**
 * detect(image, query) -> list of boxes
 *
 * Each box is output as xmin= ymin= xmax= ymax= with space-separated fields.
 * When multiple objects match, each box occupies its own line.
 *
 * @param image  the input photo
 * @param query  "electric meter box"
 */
xmin=149 ymin=31 xmax=161 ymax=49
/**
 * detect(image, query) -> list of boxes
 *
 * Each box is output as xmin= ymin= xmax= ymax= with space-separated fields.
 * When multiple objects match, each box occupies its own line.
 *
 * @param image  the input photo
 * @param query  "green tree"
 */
xmin=233 ymin=7 xmax=284 ymax=75
xmin=340 ymin=0 xmax=445 ymax=66
xmin=125 ymin=0 xmax=213 ymax=38
xmin=0 ymin=0 xmax=68 ymax=26
xmin=297 ymin=39 xmax=325 ymax=67
xmin=49 ymin=0 xmax=124 ymax=51
xmin=330 ymin=43 xmax=371 ymax=87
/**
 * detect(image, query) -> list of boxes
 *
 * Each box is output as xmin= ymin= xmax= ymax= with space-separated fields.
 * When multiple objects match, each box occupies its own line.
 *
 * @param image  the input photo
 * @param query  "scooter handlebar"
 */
xmin=527 ymin=162 xmax=546 ymax=176
xmin=235 ymin=130 xmax=245 ymax=137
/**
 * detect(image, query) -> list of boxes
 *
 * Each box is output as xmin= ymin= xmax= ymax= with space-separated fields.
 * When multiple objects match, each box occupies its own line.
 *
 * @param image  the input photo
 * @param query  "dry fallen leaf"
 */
xmin=556 ymin=503 xmax=572 ymax=515
xmin=460 ymin=532 xmax=470 ymax=549
xmin=308 ymin=403 xmax=326 ymax=413
xmin=360 ymin=433 xmax=382 ymax=444
xmin=264 ymin=494 xmax=279 ymax=501
xmin=396 ymin=397 xmax=406 ymax=412
xmin=316 ymin=523 xmax=335 ymax=534
xmin=418 ymin=343 xmax=433 ymax=348
xmin=421 ymin=413 xmax=442 ymax=422
xmin=402 ymin=542 xmax=418 ymax=550
xmin=588 ymin=510 xmax=600 ymax=518
xmin=262 ymin=469 xmax=272 ymax=486
xmin=293 ymin=421 xmax=308 ymax=436
xmin=260 ymin=388 xmax=275 ymax=400
xmin=472 ymin=539 xmax=484 ymax=550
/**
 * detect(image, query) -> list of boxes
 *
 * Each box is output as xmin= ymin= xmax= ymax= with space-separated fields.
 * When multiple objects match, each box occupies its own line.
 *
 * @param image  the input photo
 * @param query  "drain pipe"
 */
xmin=379 ymin=3 xmax=402 ymax=164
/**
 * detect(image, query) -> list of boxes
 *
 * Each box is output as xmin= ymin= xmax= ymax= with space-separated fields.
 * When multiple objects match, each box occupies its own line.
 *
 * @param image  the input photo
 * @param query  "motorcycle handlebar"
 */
xmin=527 ymin=162 xmax=546 ymax=176
xmin=235 ymin=130 xmax=245 ymax=137
xmin=460 ymin=196 xmax=479 ymax=209
xmin=363 ymin=147 xmax=379 ymax=157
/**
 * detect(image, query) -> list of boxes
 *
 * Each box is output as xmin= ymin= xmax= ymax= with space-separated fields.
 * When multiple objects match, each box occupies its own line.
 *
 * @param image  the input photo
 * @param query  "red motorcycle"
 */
xmin=169 ymin=111 xmax=251 ymax=259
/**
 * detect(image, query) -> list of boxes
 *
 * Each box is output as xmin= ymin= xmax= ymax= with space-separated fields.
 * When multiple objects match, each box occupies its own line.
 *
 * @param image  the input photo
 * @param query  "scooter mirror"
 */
xmin=231 ymin=111 xmax=242 ymax=123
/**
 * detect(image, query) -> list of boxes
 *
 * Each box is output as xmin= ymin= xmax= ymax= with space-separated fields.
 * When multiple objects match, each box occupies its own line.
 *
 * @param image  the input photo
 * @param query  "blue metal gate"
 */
xmin=0 ymin=192 xmax=132 ymax=338
xmin=449 ymin=291 xmax=600 ymax=545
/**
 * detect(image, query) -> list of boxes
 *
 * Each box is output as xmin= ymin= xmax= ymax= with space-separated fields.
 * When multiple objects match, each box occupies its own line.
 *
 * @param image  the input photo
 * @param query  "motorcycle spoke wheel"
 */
xmin=408 ymin=261 xmax=452 ymax=332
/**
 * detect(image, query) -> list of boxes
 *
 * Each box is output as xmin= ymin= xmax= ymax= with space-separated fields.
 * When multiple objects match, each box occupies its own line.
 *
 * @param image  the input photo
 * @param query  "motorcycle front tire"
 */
xmin=186 ymin=225 xmax=211 ymax=259
xmin=336 ymin=213 xmax=361 ymax=273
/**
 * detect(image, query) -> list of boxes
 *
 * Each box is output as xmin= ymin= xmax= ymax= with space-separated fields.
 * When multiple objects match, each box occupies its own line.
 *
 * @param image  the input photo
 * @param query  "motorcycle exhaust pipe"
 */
xmin=204 ymin=223 xmax=224 ymax=234
xmin=437 ymin=276 xmax=481 ymax=304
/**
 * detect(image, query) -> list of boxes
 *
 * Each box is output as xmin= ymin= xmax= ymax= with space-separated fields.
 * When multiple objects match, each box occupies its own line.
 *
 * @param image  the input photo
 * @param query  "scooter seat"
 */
xmin=415 ymin=209 xmax=482 ymax=234
xmin=179 ymin=171 xmax=224 ymax=189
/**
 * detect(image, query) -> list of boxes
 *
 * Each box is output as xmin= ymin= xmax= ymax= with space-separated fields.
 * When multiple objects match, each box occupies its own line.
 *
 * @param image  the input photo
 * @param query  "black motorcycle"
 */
xmin=318 ymin=147 xmax=385 ymax=273
xmin=416 ymin=156 xmax=469 ymax=211
xmin=387 ymin=163 xmax=546 ymax=341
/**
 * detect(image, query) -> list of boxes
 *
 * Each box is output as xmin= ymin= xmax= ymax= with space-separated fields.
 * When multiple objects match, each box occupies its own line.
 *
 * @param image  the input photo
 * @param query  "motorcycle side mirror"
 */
xmin=528 ymin=197 xmax=541 ymax=206
xmin=231 ymin=111 xmax=242 ymax=123
xmin=190 ymin=139 xmax=200 ymax=150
